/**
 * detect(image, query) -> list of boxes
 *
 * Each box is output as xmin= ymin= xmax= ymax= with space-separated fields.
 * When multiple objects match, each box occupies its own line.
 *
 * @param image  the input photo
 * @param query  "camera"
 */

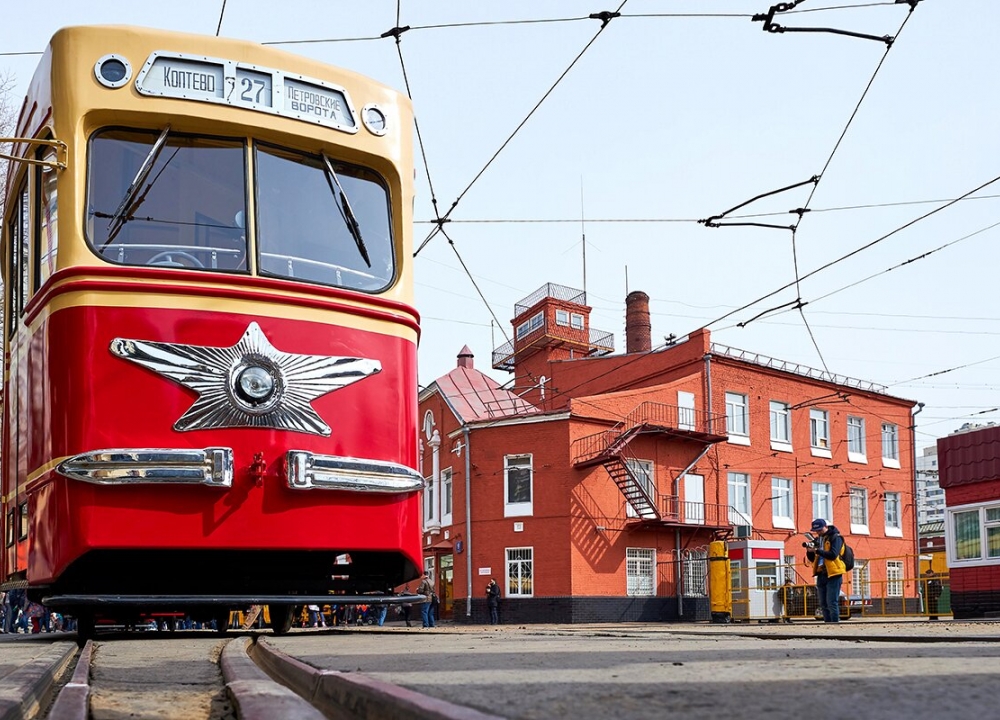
xmin=802 ymin=532 xmax=819 ymax=549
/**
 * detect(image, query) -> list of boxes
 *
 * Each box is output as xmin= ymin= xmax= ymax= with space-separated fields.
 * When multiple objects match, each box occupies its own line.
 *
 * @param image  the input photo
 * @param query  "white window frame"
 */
xmin=423 ymin=474 xmax=436 ymax=527
xmin=504 ymin=454 xmax=533 ymax=517
xmin=555 ymin=309 xmax=570 ymax=326
xmin=882 ymin=423 xmax=900 ymax=468
xmin=730 ymin=560 xmax=743 ymax=592
xmin=728 ymin=471 xmax=751 ymax=526
xmin=849 ymin=486 xmax=869 ymax=535
xmin=810 ymin=409 xmax=831 ymax=457
xmin=570 ymin=312 xmax=584 ymax=330
xmin=725 ymin=392 xmax=750 ymax=445
xmin=625 ymin=458 xmax=656 ymax=518
xmin=812 ymin=482 xmax=832 ymax=524
xmin=884 ymin=491 xmax=902 ymax=537
xmin=506 ymin=547 xmax=534 ymax=597
xmin=945 ymin=501 xmax=1000 ymax=567
xmin=626 ymin=547 xmax=656 ymax=596
xmin=769 ymin=400 xmax=792 ymax=451
xmin=852 ymin=560 xmax=871 ymax=599
xmin=886 ymin=560 xmax=903 ymax=597
xmin=441 ymin=467 xmax=453 ymax=527
xmin=771 ymin=476 xmax=794 ymax=529
xmin=515 ymin=311 xmax=544 ymax=340
xmin=847 ymin=416 xmax=867 ymax=463
xmin=755 ymin=561 xmax=778 ymax=590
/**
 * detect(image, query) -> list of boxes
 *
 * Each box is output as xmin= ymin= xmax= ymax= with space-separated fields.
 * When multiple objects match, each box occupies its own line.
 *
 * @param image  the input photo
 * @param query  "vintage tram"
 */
xmin=0 ymin=25 xmax=422 ymax=638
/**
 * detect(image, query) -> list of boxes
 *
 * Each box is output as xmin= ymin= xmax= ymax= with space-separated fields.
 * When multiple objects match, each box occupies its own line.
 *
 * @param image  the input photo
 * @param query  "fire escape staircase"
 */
xmin=572 ymin=401 xmax=729 ymax=524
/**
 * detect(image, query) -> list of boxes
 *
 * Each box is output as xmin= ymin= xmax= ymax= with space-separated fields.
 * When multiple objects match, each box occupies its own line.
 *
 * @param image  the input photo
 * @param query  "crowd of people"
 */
xmin=1 ymin=589 xmax=75 ymax=634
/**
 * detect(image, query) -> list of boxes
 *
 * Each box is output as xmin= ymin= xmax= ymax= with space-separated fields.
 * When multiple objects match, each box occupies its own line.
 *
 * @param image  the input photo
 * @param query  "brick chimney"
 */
xmin=625 ymin=291 xmax=651 ymax=353
xmin=457 ymin=345 xmax=474 ymax=369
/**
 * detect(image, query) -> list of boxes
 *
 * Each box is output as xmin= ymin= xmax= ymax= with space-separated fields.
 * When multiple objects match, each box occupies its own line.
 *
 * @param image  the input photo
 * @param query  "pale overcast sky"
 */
xmin=4 ymin=1 xmax=998 ymax=450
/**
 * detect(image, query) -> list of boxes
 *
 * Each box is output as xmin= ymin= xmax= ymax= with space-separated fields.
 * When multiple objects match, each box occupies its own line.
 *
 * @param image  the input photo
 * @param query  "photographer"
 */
xmin=805 ymin=518 xmax=847 ymax=623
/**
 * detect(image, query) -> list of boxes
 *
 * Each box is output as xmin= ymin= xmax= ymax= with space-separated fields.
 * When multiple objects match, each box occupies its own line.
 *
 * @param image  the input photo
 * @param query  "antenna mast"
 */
xmin=580 ymin=178 xmax=587 ymax=296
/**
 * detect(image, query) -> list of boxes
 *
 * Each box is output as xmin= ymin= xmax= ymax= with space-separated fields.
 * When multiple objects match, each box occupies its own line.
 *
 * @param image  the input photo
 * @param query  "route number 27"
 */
xmin=240 ymin=77 xmax=268 ymax=104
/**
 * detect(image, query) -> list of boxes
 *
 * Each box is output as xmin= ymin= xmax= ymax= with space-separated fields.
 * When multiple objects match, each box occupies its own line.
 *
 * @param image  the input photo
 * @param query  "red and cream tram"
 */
xmin=0 ymin=25 xmax=422 ymax=638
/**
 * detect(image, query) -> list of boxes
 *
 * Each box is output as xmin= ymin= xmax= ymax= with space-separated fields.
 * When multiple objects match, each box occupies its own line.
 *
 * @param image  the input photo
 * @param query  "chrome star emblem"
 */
xmin=110 ymin=322 xmax=381 ymax=436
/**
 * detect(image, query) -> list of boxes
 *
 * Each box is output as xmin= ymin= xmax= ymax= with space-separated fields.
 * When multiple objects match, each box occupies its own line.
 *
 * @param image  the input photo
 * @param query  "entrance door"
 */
xmin=440 ymin=554 xmax=454 ymax=619
xmin=684 ymin=473 xmax=705 ymax=524
xmin=678 ymin=391 xmax=695 ymax=430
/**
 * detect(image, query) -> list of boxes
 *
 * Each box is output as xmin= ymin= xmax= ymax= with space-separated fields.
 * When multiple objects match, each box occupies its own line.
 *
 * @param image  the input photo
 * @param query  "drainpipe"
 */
xmin=676 ymin=529 xmax=683 ymax=617
xmin=910 ymin=402 xmax=925 ymax=592
xmin=704 ymin=354 xmax=714 ymax=434
xmin=430 ymin=430 xmax=441 ymax=527
xmin=464 ymin=426 xmax=473 ymax=618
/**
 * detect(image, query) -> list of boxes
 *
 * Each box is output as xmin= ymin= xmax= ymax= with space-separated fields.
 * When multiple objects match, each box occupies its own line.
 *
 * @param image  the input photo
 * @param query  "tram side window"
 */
xmin=36 ymin=144 xmax=59 ymax=288
xmin=255 ymin=144 xmax=394 ymax=293
xmin=5 ymin=510 xmax=14 ymax=546
xmin=87 ymin=129 xmax=248 ymax=272
xmin=6 ymin=182 xmax=29 ymax=337
xmin=18 ymin=502 xmax=28 ymax=541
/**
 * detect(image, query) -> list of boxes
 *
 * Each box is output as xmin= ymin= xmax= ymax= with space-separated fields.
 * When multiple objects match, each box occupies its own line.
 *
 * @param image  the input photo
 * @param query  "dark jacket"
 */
xmin=486 ymin=581 xmax=501 ymax=608
xmin=806 ymin=525 xmax=847 ymax=578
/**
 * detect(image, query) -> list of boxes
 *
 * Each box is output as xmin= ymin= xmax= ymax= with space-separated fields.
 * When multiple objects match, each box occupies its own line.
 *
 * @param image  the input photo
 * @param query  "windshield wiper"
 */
xmin=104 ymin=125 xmax=171 ymax=247
xmin=322 ymin=154 xmax=371 ymax=267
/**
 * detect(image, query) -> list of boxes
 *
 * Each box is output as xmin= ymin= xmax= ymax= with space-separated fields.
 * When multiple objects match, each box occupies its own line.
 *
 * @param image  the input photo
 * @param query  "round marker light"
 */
xmin=94 ymin=55 xmax=132 ymax=89
xmin=236 ymin=366 xmax=275 ymax=403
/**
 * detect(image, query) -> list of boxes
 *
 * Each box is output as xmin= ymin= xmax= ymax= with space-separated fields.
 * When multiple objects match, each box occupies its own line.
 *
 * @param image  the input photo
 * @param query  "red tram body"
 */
xmin=1 ymin=26 xmax=422 ymax=634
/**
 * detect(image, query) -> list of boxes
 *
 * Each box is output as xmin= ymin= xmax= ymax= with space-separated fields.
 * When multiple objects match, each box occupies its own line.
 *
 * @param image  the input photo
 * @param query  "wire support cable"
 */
xmin=215 ymin=0 xmax=227 ymax=36
xmin=414 ymin=1 xmax=630 ymax=256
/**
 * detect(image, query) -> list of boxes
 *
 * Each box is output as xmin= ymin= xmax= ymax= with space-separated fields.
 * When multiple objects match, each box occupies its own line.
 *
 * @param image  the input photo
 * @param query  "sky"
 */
xmin=3 ymin=0 xmax=998 ymax=451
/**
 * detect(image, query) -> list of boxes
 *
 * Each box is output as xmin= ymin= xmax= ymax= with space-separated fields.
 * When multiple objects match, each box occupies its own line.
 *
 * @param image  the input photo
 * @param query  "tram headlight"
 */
xmin=236 ymin=365 xmax=275 ymax=403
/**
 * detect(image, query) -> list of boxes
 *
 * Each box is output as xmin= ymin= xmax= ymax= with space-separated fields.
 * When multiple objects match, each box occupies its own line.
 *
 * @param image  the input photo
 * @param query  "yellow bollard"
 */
xmin=708 ymin=540 xmax=732 ymax=623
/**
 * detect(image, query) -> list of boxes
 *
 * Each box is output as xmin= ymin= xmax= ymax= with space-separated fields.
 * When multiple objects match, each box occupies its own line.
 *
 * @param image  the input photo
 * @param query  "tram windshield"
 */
xmin=87 ymin=129 xmax=395 ymax=292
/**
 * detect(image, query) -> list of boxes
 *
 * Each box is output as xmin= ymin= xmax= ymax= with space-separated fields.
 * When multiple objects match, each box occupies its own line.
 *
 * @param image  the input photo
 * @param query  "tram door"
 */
xmin=440 ymin=555 xmax=454 ymax=618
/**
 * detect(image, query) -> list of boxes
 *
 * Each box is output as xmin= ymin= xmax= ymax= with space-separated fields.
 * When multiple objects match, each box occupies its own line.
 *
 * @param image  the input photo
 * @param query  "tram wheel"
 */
xmin=213 ymin=609 xmax=230 ymax=635
xmin=268 ymin=604 xmax=295 ymax=635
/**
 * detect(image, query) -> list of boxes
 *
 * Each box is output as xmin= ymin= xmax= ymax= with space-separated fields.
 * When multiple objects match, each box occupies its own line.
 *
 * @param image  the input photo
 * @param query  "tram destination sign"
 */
xmin=134 ymin=51 xmax=358 ymax=134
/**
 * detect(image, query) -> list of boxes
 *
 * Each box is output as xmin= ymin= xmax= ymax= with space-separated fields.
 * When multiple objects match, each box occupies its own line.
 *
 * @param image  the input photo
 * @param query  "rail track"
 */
xmin=0 ymin=631 xmax=500 ymax=720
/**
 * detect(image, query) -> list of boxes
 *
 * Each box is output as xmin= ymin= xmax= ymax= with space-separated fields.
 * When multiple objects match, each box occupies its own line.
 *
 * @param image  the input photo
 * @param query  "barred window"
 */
xmin=683 ymin=549 xmax=708 ymax=597
xmin=506 ymin=547 xmax=533 ymax=597
xmin=626 ymin=548 xmax=656 ymax=596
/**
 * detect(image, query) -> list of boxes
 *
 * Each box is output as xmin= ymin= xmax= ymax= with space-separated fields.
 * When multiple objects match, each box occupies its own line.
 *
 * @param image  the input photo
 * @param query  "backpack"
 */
xmin=840 ymin=540 xmax=855 ymax=572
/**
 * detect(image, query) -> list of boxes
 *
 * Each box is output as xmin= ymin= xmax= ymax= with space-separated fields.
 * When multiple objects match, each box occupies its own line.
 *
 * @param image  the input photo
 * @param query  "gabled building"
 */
xmin=939 ymin=423 xmax=1000 ymax=618
xmin=419 ymin=283 xmax=918 ymax=623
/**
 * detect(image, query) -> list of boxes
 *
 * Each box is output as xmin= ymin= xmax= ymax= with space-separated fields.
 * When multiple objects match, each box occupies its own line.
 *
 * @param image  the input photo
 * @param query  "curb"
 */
xmin=0 ymin=642 xmax=77 ymax=720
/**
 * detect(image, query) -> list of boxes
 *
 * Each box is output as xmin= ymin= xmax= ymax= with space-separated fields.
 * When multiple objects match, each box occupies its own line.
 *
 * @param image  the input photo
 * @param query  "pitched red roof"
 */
xmin=938 ymin=424 xmax=1000 ymax=488
xmin=433 ymin=365 xmax=538 ymax=423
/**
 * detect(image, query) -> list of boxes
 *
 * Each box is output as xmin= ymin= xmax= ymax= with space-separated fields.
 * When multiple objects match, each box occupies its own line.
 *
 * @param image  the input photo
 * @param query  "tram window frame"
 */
xmin=17 ymin=502 xmax=28 ymax=541
xmin=5 ymin=510 xmax=14 ymax=547
xmin=85 ymin=128 xmax=249 ymax=273
xmin=6 ymin=178 xmax=29 ymax=338
xmin=34 ymin=140 xmax=59 ymax=290
xmin=254 ymin=142 xmax=396 ymax=294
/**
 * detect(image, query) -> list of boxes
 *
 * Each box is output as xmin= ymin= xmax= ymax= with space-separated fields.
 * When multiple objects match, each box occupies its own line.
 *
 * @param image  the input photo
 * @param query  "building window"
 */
xmin=772 ymin=477 xmax=793 ymax=529
xmin=730 ymin=560 xmax=742 ymax=592
xmin=441 ymin=467 xmax=453 ymax=526
xmin=555 ymin=309 xmax=569 ymax=326
xmin=884 ymin=492 xmax=902 ymax=536
xmin=725 ymin=392 xmax=749 ymax=440
xmin=784 ymin=555 xmax=796 ymax=584
xmin=850 ymin=487 xmax=869 ymax=534
xmin=852 ymin=560 xmax=871 ymax=599
xmin=683 ymin=549 xmax=708 ymax=597
xmin=504 ymin=454 xmax=533 ymax=517
xmin=770 ymin=401 xmax=791 ymax=447
xmin=810 ymin=409 xmax=830 ymax=454
xmin=728 ymin=472 xmax=751 ymax=526
xmin=506 ymin=547 xmax=533 ymax=597
xmin=423 ymin=474 xmax=436 ymax=526
xmin=886 ymin=560 xmax=903 ymax=597
xmin=756 ymin=561 xmax=778 ymax=590
xmin=882 ymin=423 xmax=899 ymax=466
xmin=812 ymin=482 xmax=832 ymax=523
xmin=625 ymin=458 xmax=655 ymax=518
xmin=570 ymin=312 xmax=584 ymax=330
xmin=626 ymin=548 xmax=656 ymax=596
xmin=847 ymin=416 xmax=866 ymax=461
xmin=947 ymin=503 xmax=1000 ymax=565
xmin=515 ymin=312 xmax=544 ymax=339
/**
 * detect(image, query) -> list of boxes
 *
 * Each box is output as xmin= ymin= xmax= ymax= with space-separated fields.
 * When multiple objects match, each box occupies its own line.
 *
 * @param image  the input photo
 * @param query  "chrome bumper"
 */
xmin=286 ymin=451 xmax=424 ymax=493
xmin=57 ymin=448 xmax=233 ymax=487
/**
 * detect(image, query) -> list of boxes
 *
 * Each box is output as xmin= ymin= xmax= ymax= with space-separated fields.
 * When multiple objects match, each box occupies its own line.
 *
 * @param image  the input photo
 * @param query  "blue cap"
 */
xmin=811 ymin=518 xmax=828 ymax=531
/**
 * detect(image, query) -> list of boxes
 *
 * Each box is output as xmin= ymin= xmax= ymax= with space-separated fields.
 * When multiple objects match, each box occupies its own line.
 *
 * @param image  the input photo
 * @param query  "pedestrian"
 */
xmin=400 ymin=584 xmax=413 ymax=627
xmin=486 ymin=578 xmax=501 ymax=624
xmin=376 ymin=602 xmax=389 ymax=627
xmin=416 ymin=572 xmax=435 ymax=628
xmin=804 ymin=518 xmax=847 ymax=623
xmin=925 ymin=569 xmax=943 ymax=620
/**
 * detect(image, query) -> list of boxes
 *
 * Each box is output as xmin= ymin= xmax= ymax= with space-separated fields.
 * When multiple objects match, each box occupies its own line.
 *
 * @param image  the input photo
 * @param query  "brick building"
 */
xmin=419 ymin=283 xmax=918 ymax=623
xmin=939 ymin=423 xmax=1000 ymax=618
